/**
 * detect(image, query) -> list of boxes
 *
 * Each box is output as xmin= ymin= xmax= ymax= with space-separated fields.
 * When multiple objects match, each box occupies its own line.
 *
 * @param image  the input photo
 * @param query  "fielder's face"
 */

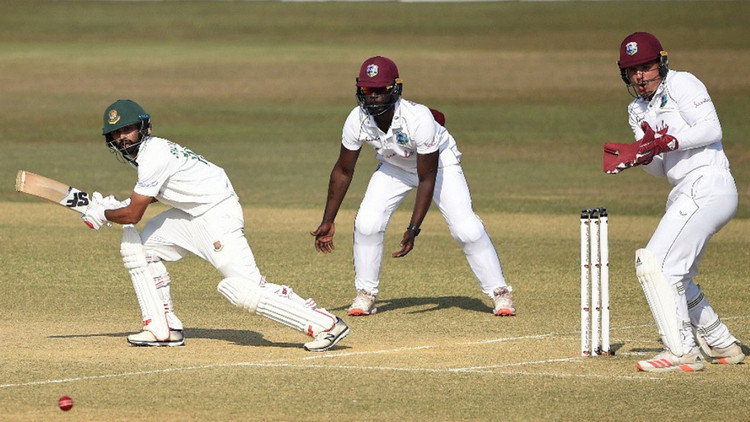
xmin=358 ymin=85 xmax=395 ymax=116
xmin=625 ymin=60 xmax=662 ymax=98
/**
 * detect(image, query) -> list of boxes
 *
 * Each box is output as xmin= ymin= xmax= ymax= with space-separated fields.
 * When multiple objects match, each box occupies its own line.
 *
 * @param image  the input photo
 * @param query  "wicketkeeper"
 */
xmin=603 ymin=32 xmax=744 ymax=372
xmin=81 ymin=99 xmax=350 ymax=352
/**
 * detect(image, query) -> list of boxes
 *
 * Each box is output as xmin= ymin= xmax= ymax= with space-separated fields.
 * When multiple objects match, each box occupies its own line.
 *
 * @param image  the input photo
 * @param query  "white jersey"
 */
xmin=341 ymin=99 xmax=461 ymax=172
xmin=627 ymin=70 xmax=730 ymax=186
xmin=134 ymin=136 xmax=236 ymax=216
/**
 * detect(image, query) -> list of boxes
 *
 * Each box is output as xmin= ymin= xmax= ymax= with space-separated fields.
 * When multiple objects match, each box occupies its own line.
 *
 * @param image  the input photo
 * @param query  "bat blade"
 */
xmin=15 ymin=170 xmax=90 ymax=213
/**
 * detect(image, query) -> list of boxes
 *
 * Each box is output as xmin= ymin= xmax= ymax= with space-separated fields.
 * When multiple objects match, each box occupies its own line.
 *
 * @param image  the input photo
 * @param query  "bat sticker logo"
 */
xmin=65 ymin=191 xmax=89 ymax=208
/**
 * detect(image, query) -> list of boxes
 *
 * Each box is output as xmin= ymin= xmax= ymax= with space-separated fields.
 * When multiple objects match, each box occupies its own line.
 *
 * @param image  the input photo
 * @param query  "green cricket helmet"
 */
xmin=102 ymin=99 xmax=151 ymax=165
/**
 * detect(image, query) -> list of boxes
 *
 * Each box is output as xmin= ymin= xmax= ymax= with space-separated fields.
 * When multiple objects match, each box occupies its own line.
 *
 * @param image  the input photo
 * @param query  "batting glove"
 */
xmin=81 ymin=204 xmax=108 ymax=230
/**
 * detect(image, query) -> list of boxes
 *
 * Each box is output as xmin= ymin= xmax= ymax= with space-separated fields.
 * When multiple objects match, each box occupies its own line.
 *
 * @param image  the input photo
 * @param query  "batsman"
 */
xmin=603 ymin=33 xmax=744 ymax=371
xmin=80 ymin=99 xmax=350 ymax=352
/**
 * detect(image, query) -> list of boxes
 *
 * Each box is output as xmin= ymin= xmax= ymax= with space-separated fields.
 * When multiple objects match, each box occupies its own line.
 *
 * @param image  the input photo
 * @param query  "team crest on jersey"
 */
xmin=366 ymin=64 xmax=379 ymax=78
xmin=213 ymin=241 xmax=223 ymax=252
xmin=625 ymin=41 xmax=638 ymax=56
xmin=108 ymin=109 xmax=121 ymax=125
xmin=395 ymin=132 xmax=409 ymax=146
xmin=660 ymin=95 xmax=668 ymax=108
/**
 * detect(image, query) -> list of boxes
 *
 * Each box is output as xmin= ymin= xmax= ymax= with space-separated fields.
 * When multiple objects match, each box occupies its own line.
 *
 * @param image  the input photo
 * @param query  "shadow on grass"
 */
xmin=332 ymin=295 xmax=491 ymax=315
xmin=48 ymin=328 xmax=349 ymax=350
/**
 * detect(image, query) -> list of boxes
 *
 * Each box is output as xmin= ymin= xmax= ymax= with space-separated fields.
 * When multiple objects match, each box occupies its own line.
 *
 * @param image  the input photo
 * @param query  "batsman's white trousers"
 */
xmin=354 ymin=161 xmax=507 ymax=298
xmin=140 ymin=196 xmax=262 ymax=283
xmin=645 ymin=167 xmax=738 ymax=349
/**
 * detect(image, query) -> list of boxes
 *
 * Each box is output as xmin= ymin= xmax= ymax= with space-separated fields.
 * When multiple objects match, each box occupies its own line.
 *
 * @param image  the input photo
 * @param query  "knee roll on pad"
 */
xmin=121 ymin=225 xmax=170 ymax=341
xmin=635 ymin=248 xmax=684 ymax=356
xmin=218 ymin=277 xmax=336 ymax=336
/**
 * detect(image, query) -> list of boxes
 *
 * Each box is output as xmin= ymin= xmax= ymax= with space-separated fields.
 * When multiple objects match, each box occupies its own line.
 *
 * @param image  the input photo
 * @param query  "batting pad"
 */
xmin=121 ymin=225 xmax=170 ymax=341
xmin=218 ymin=277 xmax=337 ymax=336
xmin=635 ymin=248 xmax=684 ymax=356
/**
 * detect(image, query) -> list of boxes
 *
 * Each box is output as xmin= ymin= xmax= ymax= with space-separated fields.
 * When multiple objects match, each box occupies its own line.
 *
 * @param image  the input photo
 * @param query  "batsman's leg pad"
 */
xmin=218 ymin=277 xmax=336 ymax=336
xmin=635 ymin=248 xmax=684 ymax=356
xmin=146 ymin=255 xmax=183 ymax=331
xmin=121 ymin=225 xmax=170 ymax=341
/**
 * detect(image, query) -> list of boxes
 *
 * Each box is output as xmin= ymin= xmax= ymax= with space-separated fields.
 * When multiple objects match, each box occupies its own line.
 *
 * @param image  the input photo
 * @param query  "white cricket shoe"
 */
xmin=127 ymin=329 xmax=185 ymax=347
xmin=304 ymin=317 xmax=350 ymax=352
xmin=492 ymin=287 xmax=516 ymax=316
xmin=696 ymin=334 xmax=745 ymax=365
xmin=636 ymin=347 xmax=704 ymax=372
xmin=348 ymin=289 xmax=377 ymax=316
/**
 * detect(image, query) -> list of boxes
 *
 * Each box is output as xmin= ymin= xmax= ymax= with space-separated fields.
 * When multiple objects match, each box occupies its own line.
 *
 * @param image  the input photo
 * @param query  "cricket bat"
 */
xmin=15 ymin=170 xmax=90 ymax=213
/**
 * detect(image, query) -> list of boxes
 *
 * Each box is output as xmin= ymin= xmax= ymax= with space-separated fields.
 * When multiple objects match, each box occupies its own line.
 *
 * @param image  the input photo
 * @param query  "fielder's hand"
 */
xmin=635 ymin=122 xmax=678 ymax=165
xmin=392 ymin=230 xmax=416 ymax=258
xmin=311 ymin=222 xmax=336 ymax=254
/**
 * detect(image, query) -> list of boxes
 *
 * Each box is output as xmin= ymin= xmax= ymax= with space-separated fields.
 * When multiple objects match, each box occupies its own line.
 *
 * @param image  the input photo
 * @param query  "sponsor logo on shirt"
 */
xmin=694 ymin=97 xmax=712 ymax=108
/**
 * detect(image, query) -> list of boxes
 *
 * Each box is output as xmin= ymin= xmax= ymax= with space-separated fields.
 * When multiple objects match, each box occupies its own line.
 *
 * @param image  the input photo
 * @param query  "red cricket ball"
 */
xmin=58 ymin=396 xmax=74 ymax=411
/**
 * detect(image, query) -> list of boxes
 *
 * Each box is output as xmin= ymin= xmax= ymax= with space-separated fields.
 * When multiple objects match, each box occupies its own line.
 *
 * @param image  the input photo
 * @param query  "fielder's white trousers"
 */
xmin=646 ymin=167 xmax=738 ymax=349
xmin=353 ymin=161 xmax=507 ymax=298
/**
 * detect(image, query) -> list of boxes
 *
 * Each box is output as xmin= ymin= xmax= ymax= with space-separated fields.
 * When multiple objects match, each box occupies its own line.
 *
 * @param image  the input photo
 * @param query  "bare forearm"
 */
xmin=410 ymin=178 xmax=435 ymax=228
xmin=321 ymin=170 xmax=352 ymax=224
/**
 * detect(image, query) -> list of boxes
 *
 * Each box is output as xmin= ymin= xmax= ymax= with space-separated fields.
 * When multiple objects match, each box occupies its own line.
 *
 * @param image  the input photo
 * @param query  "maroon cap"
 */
xmin=618 ymin=32 xmax=664 ymax=69
xmin=356 ymin=56 xmax=400 ymax=87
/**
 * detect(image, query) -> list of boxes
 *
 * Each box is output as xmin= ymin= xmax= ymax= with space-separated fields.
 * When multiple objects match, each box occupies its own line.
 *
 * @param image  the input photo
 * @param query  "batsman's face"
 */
xmin=110 ymin=124 xmax=140 ymax=151
xmin=626 ymin=61 xmax=662 ymax=98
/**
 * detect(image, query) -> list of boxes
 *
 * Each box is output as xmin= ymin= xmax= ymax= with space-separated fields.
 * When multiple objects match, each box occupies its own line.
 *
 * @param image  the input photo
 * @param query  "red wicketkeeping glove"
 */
xmin=603 ymin=141 xmax=640 ymax=174
xmin=635 ymin=121 xmax=679 ymax=165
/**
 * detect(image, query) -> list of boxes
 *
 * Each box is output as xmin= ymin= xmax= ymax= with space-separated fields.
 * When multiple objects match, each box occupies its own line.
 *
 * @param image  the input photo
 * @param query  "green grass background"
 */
xmin=1 ymin=1 xmax=749 ymax=420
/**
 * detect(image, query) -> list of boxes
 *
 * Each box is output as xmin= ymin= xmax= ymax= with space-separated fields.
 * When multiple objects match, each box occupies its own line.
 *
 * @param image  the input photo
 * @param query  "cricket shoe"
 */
xmin=348 ymin=289 xmax=377 ymax=316
xmin=696 ymin=334 xmax=745 ymax=365
xmin=636 ymin=347 xmax=704 ymax=373
xmin=304 ymin=318 xmax=350 ymax=352
xmin=127 ymin=329 xmax=185 ymax=347
xmin=492 ymin=286 xmax=516 ymax=316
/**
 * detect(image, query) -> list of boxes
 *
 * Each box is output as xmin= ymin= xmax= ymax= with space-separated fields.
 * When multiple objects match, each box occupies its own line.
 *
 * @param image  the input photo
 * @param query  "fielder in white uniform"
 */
xmin=603 ymin=33 xmax=745 ymax=372
xmin=81 ymin=99 xmax=350 ymax=352
xmin=311 ymin=56 xmax=515 ymax=317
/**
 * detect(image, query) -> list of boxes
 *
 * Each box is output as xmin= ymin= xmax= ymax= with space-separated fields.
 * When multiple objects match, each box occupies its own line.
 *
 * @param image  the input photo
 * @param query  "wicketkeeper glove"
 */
xmin=602 ymin=141 xmax=639 ymax=174
xmin=634 ymin=121 xmax=679 ymax=166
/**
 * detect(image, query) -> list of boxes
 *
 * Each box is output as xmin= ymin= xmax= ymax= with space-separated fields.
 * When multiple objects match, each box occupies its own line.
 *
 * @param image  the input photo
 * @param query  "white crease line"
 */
xmin=462 ymin=334 xmax=553 ymax=345
xmin=453 ymin=357 xmax=580 ymax=371
xmin=17 ymin=317 xmax=734 ymax=390
xmin=303 ymin=345 xmax=433 ymax=360
xmin=1 ymin=358 xmax=663 ymax=389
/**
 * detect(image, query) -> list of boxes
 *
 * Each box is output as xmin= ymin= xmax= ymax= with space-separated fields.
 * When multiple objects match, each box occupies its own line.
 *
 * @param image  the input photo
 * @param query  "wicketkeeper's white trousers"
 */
xmin=646 ymin=167 xmax=738 ymax=349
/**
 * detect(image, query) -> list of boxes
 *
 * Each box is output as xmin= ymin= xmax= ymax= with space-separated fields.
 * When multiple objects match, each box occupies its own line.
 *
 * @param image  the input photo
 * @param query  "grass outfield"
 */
xmin=1 ymin=1 xmax=749 ymax=420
